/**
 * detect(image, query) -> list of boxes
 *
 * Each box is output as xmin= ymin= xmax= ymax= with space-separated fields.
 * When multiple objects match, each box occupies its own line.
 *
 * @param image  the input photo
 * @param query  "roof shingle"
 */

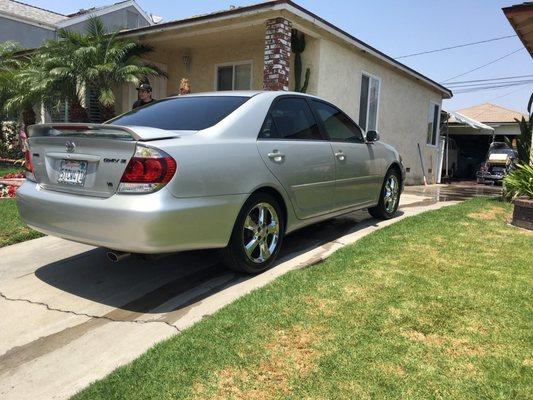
xmin=451 ymin=103 xmax=527 ymax=123
xmin=0 ymin=0 xmax=67 ymax=26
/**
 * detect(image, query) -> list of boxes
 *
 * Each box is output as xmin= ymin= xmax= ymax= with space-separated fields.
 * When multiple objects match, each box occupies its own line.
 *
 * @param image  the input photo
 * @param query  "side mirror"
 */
xmin=366 ymin=130 xmax=380 ymax=143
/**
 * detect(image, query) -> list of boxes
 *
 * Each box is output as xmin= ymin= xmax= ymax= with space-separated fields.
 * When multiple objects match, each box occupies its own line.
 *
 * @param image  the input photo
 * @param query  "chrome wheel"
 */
xmin=383 ymin=174 xmax=400 ymax=213
xmin=242 ymin=202 xmax=280 ymax=264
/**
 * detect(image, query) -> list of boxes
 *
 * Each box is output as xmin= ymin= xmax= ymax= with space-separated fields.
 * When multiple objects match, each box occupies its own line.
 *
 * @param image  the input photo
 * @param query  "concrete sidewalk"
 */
xmin=0 ymin=191 xmax=457 ymax=399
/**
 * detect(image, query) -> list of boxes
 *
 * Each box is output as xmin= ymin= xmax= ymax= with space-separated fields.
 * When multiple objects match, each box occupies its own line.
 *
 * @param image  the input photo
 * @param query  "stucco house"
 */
xmin=4 ymin=0 xmax=452 ymax=185
xmin=108 ymin=0 xmax=452 ymax=185
xmin=0 ymin=0 xmax=158 ymax=49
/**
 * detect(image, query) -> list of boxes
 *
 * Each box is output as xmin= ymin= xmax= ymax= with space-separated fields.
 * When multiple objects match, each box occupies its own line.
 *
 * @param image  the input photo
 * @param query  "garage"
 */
xmin=441 ymin=103 xmax=524 ymax=181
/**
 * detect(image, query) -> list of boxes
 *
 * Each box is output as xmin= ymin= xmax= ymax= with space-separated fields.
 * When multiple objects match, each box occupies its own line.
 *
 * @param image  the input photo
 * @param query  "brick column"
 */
xmin=263 ymin=17 xmax=292 ymax=91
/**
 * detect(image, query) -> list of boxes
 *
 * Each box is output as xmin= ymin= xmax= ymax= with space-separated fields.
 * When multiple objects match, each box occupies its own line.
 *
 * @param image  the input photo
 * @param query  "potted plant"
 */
xmin=504 ymin=164 xmax=533 ymax=230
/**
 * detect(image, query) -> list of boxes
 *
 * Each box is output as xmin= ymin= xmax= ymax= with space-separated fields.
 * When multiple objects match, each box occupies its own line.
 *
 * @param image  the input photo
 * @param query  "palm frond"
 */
xmin=504 ymin=164 xmax=533 ymax=200
xmin=86 ymin=17 xmax=107 ymax=39
xmin=98 ymin=88 xmax=115 ymax=107
xmin=2 ymin=16 xmax=168 ymax=120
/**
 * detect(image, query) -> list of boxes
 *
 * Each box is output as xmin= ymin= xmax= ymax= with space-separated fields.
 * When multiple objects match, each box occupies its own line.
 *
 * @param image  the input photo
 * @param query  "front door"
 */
xmin=257 ymin=97 xmax=335 ymax=219
xmin=309 ymin=99 xmax=382 ymax=209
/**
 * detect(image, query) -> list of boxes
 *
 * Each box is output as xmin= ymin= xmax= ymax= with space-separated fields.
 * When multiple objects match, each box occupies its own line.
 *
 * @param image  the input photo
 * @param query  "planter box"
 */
xmin=0 ymin=178 xmax=24 ymax=187
xmin=512 ymin=197 xmax=533 ymax=230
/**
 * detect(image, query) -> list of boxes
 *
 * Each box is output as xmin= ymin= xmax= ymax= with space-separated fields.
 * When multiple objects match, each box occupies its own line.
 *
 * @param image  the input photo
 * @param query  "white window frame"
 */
xmin=426 ymin=101 xmax=441 ymax=148
xmin=214 ymin=60 xmax=253 ymax=91
xmin=359 ymin=71 xmax=381 ymax=132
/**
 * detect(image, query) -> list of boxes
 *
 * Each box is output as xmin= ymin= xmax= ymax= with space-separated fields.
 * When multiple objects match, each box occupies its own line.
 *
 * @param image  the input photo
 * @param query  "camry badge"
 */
xmin=65 ymin=141 xmax=76 ymax=153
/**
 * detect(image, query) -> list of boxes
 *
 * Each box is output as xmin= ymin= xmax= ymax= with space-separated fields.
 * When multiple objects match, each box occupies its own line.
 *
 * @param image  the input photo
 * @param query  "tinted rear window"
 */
xmin=109 ymin=96 xmax=249 ymax=131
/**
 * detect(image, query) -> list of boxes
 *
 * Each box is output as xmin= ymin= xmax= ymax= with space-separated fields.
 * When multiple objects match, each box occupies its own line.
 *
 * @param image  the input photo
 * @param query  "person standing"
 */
xmin=132 ymin=83 xmax=155 ymax=109
xmin=179 ymin=78 xmax=191 ymax=95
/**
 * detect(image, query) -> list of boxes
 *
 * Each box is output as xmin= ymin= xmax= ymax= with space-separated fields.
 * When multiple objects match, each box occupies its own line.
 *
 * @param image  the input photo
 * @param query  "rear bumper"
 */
xmin=476 ymin=171 xmax=505 ymax=182
xmin=16 ymin=182 xmax=247 ymax=253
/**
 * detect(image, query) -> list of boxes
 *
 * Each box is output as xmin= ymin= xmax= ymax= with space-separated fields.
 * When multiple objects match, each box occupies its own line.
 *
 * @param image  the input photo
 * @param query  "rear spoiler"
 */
xmin=27 ymin=123 xmax=181 ymax=141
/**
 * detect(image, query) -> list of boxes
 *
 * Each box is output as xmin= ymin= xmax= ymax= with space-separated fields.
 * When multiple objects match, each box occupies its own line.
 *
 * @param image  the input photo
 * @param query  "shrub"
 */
xmin=0 ymin=184 xmax=17 ymax=198
xmin=0 ymin=121 xmax=23 ymax=160
xmin=504 ymin=164 xmax=533 ymax=200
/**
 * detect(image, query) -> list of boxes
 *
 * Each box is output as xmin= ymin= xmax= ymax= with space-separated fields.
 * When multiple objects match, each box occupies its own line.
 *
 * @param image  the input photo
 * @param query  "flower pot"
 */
xmin=512 ymin=197 xmax=533 ymax=230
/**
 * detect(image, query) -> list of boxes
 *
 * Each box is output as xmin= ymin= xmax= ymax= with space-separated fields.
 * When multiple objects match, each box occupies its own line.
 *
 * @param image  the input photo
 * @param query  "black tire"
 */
xmin=368 ymin=169 xmax=401 ymax=220
xmin=222 ymin=192 xmax=285 ymax=274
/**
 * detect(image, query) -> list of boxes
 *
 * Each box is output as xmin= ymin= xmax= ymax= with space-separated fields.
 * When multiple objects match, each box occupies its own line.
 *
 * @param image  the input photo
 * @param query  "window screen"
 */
xmin=427 ymin=103 xmax=440 ymax=146
xmin=217 ymin=63 xmax=252 ymax=91
xmin=359 ymin=73 xmax=380 ymax=131
xmin=234 ymin=64 xmax=251 ymax=90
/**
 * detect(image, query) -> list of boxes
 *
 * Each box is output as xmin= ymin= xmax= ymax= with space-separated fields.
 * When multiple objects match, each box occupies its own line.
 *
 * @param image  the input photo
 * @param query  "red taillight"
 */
xmin=20 ymin=131 xmax=36 ymax=181
xmin=24 ymin=150 xmax=34 ymax=173
xmin=121 ymin=156 xmax=176 ymax=184
xmin=118 ymin=145 xmax=177 ymax=194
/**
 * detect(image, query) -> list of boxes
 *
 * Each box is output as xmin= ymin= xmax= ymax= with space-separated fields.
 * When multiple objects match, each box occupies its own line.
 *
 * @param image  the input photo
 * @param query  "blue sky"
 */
xmin=25 ymin=0 xmax=533 ymax=112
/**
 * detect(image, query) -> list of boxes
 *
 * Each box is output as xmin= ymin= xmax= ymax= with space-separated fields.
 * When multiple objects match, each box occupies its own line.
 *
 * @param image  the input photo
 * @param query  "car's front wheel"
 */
xmin=368 ymin=169 xmax=401 ymax=219
xmin=222 ymin=192 xmax=284 ymax=274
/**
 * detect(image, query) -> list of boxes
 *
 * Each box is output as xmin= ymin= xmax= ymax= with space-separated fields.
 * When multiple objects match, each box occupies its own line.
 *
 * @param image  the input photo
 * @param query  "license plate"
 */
xmin=57 ymin=160 xmax=87 ymax=186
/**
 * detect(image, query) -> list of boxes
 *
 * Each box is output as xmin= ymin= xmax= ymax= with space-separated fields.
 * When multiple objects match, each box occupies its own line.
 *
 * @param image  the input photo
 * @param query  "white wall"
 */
xmin=314 ymin=38 xmax=445 ymax=185
xmin=490 ymin=123 xmax=521 ymax=136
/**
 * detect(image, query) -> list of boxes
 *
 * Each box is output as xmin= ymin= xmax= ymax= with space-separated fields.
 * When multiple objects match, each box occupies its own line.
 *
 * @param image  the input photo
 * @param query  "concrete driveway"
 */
xmin=0 ymin=185 xmax=498 ymax=399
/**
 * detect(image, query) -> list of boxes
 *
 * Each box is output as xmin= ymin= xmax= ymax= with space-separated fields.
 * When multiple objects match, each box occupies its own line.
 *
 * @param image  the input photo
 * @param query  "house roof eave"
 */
xmin=0 ymin=11 xmax=57 ymax=30
xmin=117 ymin=0 xmax=452 ymax=98
xmin=502 ymin=2 xmax=533 ymax=57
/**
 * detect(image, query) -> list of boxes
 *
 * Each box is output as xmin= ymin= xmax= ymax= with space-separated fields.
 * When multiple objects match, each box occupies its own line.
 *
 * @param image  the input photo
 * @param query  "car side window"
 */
xmin=268 ymin=98 xmax=323 ymax=140
xmin=259 ymin=113 xmax=280 ymax=139
xmin=310 ymin=100 xmax=364 ymax=143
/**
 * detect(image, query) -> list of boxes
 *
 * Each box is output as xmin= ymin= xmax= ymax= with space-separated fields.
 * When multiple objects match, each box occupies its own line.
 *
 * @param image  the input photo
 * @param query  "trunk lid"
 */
xmin=27 ymin=123 xmax=181 ymax=198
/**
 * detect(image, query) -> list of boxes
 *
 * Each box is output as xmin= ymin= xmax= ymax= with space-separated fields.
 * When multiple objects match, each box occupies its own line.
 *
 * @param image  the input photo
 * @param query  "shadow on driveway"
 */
xmin=35 ymin=209 xmax=381 ymax=314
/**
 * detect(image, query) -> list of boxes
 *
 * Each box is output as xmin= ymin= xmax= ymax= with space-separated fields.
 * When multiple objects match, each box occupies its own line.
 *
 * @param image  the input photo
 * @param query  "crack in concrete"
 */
xmin=0 ymin=291 xmax=181 ymax=332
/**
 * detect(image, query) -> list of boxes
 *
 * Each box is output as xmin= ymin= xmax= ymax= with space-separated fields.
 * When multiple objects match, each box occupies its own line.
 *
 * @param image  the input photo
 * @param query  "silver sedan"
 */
xmin=17 ymin=91 xmax=404 ymax=273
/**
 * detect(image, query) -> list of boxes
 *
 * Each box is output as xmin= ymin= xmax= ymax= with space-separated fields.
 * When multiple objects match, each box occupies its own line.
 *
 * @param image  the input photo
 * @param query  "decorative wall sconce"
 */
xmin=182 ymin=52 xmax=191 ymax=72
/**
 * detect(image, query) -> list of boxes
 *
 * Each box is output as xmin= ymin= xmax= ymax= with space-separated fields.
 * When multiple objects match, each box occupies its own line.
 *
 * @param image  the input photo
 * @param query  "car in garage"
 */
xmin=17 ymin=91 xmax=404 ymax=273
xmin=476 ymin=141 xmax=517 ymax=185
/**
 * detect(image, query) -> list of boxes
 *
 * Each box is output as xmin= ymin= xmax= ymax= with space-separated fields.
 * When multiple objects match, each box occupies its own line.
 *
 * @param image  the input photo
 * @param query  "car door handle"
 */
xmin=267 ymin=151 xmax=285 ymax=162
xmin=335 ymin=151 xmax=345 ymax=161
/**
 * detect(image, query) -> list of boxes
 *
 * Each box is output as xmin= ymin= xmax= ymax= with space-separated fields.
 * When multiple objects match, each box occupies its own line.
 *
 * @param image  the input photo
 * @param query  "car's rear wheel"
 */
xmin=368 ymin=169 xmax=401 ymax=220
xmin=222 ymin=192 xmax=284 ymax=274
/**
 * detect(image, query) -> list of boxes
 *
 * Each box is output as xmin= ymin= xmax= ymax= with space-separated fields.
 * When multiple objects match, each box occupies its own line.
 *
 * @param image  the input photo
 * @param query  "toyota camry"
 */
xmin=17 ymin=91 xmax=404 ymax=273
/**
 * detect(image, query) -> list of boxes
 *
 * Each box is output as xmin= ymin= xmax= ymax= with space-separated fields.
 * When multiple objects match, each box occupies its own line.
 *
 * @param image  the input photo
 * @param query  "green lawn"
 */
xmin=0 ymin=199 xmax=43 ymax=247
xmin=74 ymin=198 xmax=532 ymax=400
xmin=0 ymin=163 xmax=23 ymax=177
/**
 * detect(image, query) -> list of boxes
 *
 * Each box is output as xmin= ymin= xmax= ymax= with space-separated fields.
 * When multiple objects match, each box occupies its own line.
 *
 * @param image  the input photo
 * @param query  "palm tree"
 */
xmin=0 ymin=42 xmax=22 ymax=119
xmin=36 ymin=28 xmax=94 ymax=122
xmin=515 ymin=92 xmax=532 ymax=165
xmin=0 ymin=42 xmax=41 ymax=127
xmin=0 ymin=42 xmax=17 ymax=105
xmin=1 ymin=38 xmax=89 ymax=124
xmin=49 ymin=17 xmax=166 ymax=122
xmin=2 ymin=17 xmax=166 ymax=124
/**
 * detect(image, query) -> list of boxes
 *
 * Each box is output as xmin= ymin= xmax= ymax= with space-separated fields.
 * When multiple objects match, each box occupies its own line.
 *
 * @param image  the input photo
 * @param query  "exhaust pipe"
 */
xmin=106 ymin=250 xmax=131 ymax=263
